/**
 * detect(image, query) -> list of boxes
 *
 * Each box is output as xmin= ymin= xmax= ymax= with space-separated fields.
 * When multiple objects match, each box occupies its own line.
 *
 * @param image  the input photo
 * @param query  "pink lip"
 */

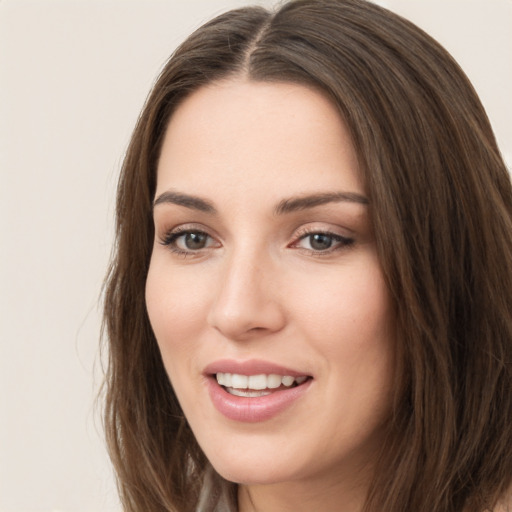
xmin=203 ymin=359 xmax=312 ymax=423
xmin=203 ymin=358 xmax=310 ymax=377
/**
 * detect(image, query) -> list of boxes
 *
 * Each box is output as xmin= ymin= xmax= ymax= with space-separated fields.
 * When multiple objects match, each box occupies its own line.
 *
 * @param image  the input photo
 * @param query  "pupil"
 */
xmin=310 ymin=233 xmax=332 ymax=250
xmin=185 ymin=232 xmax=207 ymax=250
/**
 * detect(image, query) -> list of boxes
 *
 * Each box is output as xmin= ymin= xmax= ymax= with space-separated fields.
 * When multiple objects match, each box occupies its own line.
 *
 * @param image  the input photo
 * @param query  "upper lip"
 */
xmin=204 ymin=359 xmax=311 ymax=378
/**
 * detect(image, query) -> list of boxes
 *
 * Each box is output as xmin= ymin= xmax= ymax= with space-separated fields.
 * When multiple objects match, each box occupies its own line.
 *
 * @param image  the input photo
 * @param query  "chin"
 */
xmin=197 ymin=440 xmax=283 ymax=484
xmin=213 ymin=461 xmax=292 ymax=486
xmin=201 ymin=438 xmax=316 ymax=487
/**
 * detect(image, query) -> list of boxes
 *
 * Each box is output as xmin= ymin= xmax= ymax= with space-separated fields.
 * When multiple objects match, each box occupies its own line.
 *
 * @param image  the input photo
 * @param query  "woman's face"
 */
xmin=146 ymin=80 xmax=396 ymax=493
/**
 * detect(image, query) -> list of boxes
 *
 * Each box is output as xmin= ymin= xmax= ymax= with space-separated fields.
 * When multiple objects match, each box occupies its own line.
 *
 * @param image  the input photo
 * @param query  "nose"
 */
xmin=207 ymin=249 xmax=286 ymax=341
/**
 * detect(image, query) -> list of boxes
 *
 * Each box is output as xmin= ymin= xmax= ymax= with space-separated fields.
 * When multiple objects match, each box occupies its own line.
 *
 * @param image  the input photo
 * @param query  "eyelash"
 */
xmin=159 ymin=227 xmax=216 ymax=257
xmin=291 ymin=228 xmax=354 ymax=255
xmin=159 ymin=226 xmax=354 ymax=257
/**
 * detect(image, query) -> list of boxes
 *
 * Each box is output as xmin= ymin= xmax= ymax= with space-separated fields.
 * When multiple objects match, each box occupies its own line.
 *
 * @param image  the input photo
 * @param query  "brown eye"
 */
xmin=182 ymin=232 xmax=209 ymax=250
xmin=309 ymin=233 xmax=334 ymax=251
xmin=161 ymin=229 xmax=218 ymax=254
xmin=294 ymin=231 xmax=354 ymax=253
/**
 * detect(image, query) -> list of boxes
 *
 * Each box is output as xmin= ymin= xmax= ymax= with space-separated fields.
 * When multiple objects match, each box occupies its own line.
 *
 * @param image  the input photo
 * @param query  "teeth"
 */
xmin=281 ymin=375 xmax=294 ymax=386
xmin=229 ymin=388 xmax=272 ymax=397
xmin=248 ymin=374 xmax=267 ymax=390
xmin=231 ymin=374 xmax=248 ymax=389
xmin=216 ymin=373 xmax=308 ymax=390
xmin=267 ymin=374 xmax=282 ymax=389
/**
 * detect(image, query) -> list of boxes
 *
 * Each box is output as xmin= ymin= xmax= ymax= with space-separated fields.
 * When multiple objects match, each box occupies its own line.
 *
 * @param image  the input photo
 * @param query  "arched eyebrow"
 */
xmin=152 ymin=190 xmax=368 ymax=214
xmin=153 ymin=190 xmax=216 ymax=213
xmin=274 ymin=192 xmax=368 ymax=215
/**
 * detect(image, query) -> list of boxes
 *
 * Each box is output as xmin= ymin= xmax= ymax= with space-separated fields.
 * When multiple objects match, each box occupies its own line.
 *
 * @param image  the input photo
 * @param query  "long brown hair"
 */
xmin=102 ymin=1 xmax=512 ymax=510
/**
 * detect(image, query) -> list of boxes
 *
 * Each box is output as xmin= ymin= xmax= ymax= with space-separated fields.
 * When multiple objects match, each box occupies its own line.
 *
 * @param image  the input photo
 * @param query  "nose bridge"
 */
xmin=207 ymin=242 xmax=285 ymax=340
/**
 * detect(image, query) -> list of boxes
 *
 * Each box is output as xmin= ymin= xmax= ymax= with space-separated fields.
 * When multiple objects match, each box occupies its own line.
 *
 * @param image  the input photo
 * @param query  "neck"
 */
xmin=237 ymin=468 xmax=370 ymax=512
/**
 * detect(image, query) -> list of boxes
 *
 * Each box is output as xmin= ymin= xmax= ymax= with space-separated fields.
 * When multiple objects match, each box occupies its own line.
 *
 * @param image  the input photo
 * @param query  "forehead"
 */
xmin=156 ymin=79 xmax=363 ymax=202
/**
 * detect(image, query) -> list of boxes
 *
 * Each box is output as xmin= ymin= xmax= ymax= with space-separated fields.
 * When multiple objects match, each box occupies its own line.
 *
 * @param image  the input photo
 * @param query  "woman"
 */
xmin=102 ymin=1 xmax=512 ymax=511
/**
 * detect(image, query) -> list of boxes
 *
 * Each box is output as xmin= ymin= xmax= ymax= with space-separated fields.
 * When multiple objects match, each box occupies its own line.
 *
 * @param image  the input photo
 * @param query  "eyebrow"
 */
xmin=152 ymin=189 xmax=368 ymax=215
xmin=274 ymin=191 xmax=369 ymax=215
xmin=153 ymin=190 xmax=216 ymax=213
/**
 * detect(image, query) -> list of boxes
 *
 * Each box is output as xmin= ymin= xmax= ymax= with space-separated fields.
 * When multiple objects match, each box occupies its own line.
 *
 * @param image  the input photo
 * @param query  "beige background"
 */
xmin=0 ymin=1 xmax=510 ymax=511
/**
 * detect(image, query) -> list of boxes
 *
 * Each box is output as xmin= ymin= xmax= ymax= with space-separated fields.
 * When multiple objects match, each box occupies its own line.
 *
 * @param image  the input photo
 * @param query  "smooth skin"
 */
xmin=146 ymin=80 xmax=396 ymax=512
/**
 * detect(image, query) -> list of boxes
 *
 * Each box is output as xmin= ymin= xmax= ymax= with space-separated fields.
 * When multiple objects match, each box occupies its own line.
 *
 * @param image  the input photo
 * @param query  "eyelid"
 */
xmin=289 ymin=225 xmax=355 ymax=254
xmin=158 ymin=223 xmax=221 ymax=256
xmin=158 ymin=222 xmax=216 ymax=241
xmin=292 ymin=223 xmax=354 ymax=240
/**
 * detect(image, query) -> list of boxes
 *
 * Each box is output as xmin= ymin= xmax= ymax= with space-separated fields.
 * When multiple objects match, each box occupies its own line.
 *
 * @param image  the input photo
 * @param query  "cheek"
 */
xmin=289 ymin=260 xmax=393 ymax=347
xmin=288 ymin=258 xmax=396 ymax=413
xmin=145 ymin=258 xmax=209 ymax=363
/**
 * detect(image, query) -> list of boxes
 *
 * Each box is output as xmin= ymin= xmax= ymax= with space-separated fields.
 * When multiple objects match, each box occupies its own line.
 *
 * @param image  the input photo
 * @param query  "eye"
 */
xmin=293 ymin=231 xmax=354 ymax=253
xmin=179 ymin=232 xmax=209 ymax=250
xmin=160 ymin=228 xmax=219 ymax=254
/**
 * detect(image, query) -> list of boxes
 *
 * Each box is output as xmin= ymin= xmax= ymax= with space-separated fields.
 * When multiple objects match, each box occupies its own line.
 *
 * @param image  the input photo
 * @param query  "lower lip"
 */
xmin=206 ymin=376 xmax=312 ymax=423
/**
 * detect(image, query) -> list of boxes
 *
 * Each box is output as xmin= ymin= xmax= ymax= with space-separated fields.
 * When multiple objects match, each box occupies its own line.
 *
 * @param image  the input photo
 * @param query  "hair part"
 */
xmin=102 ymin=1 xmax=512 ymax=511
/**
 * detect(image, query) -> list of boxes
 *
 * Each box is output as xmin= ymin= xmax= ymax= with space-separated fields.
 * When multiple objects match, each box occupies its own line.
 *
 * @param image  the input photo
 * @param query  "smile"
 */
xmin=204 ymin=361 xmax=313 ymax=422
xmin=216 ymin=373 xmax=309 ymax=397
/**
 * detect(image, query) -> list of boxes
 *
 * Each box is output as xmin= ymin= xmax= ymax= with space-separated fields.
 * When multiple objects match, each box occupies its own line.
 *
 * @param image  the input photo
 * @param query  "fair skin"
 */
xmin=145 ymin=79 xmax=396 ymax=512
